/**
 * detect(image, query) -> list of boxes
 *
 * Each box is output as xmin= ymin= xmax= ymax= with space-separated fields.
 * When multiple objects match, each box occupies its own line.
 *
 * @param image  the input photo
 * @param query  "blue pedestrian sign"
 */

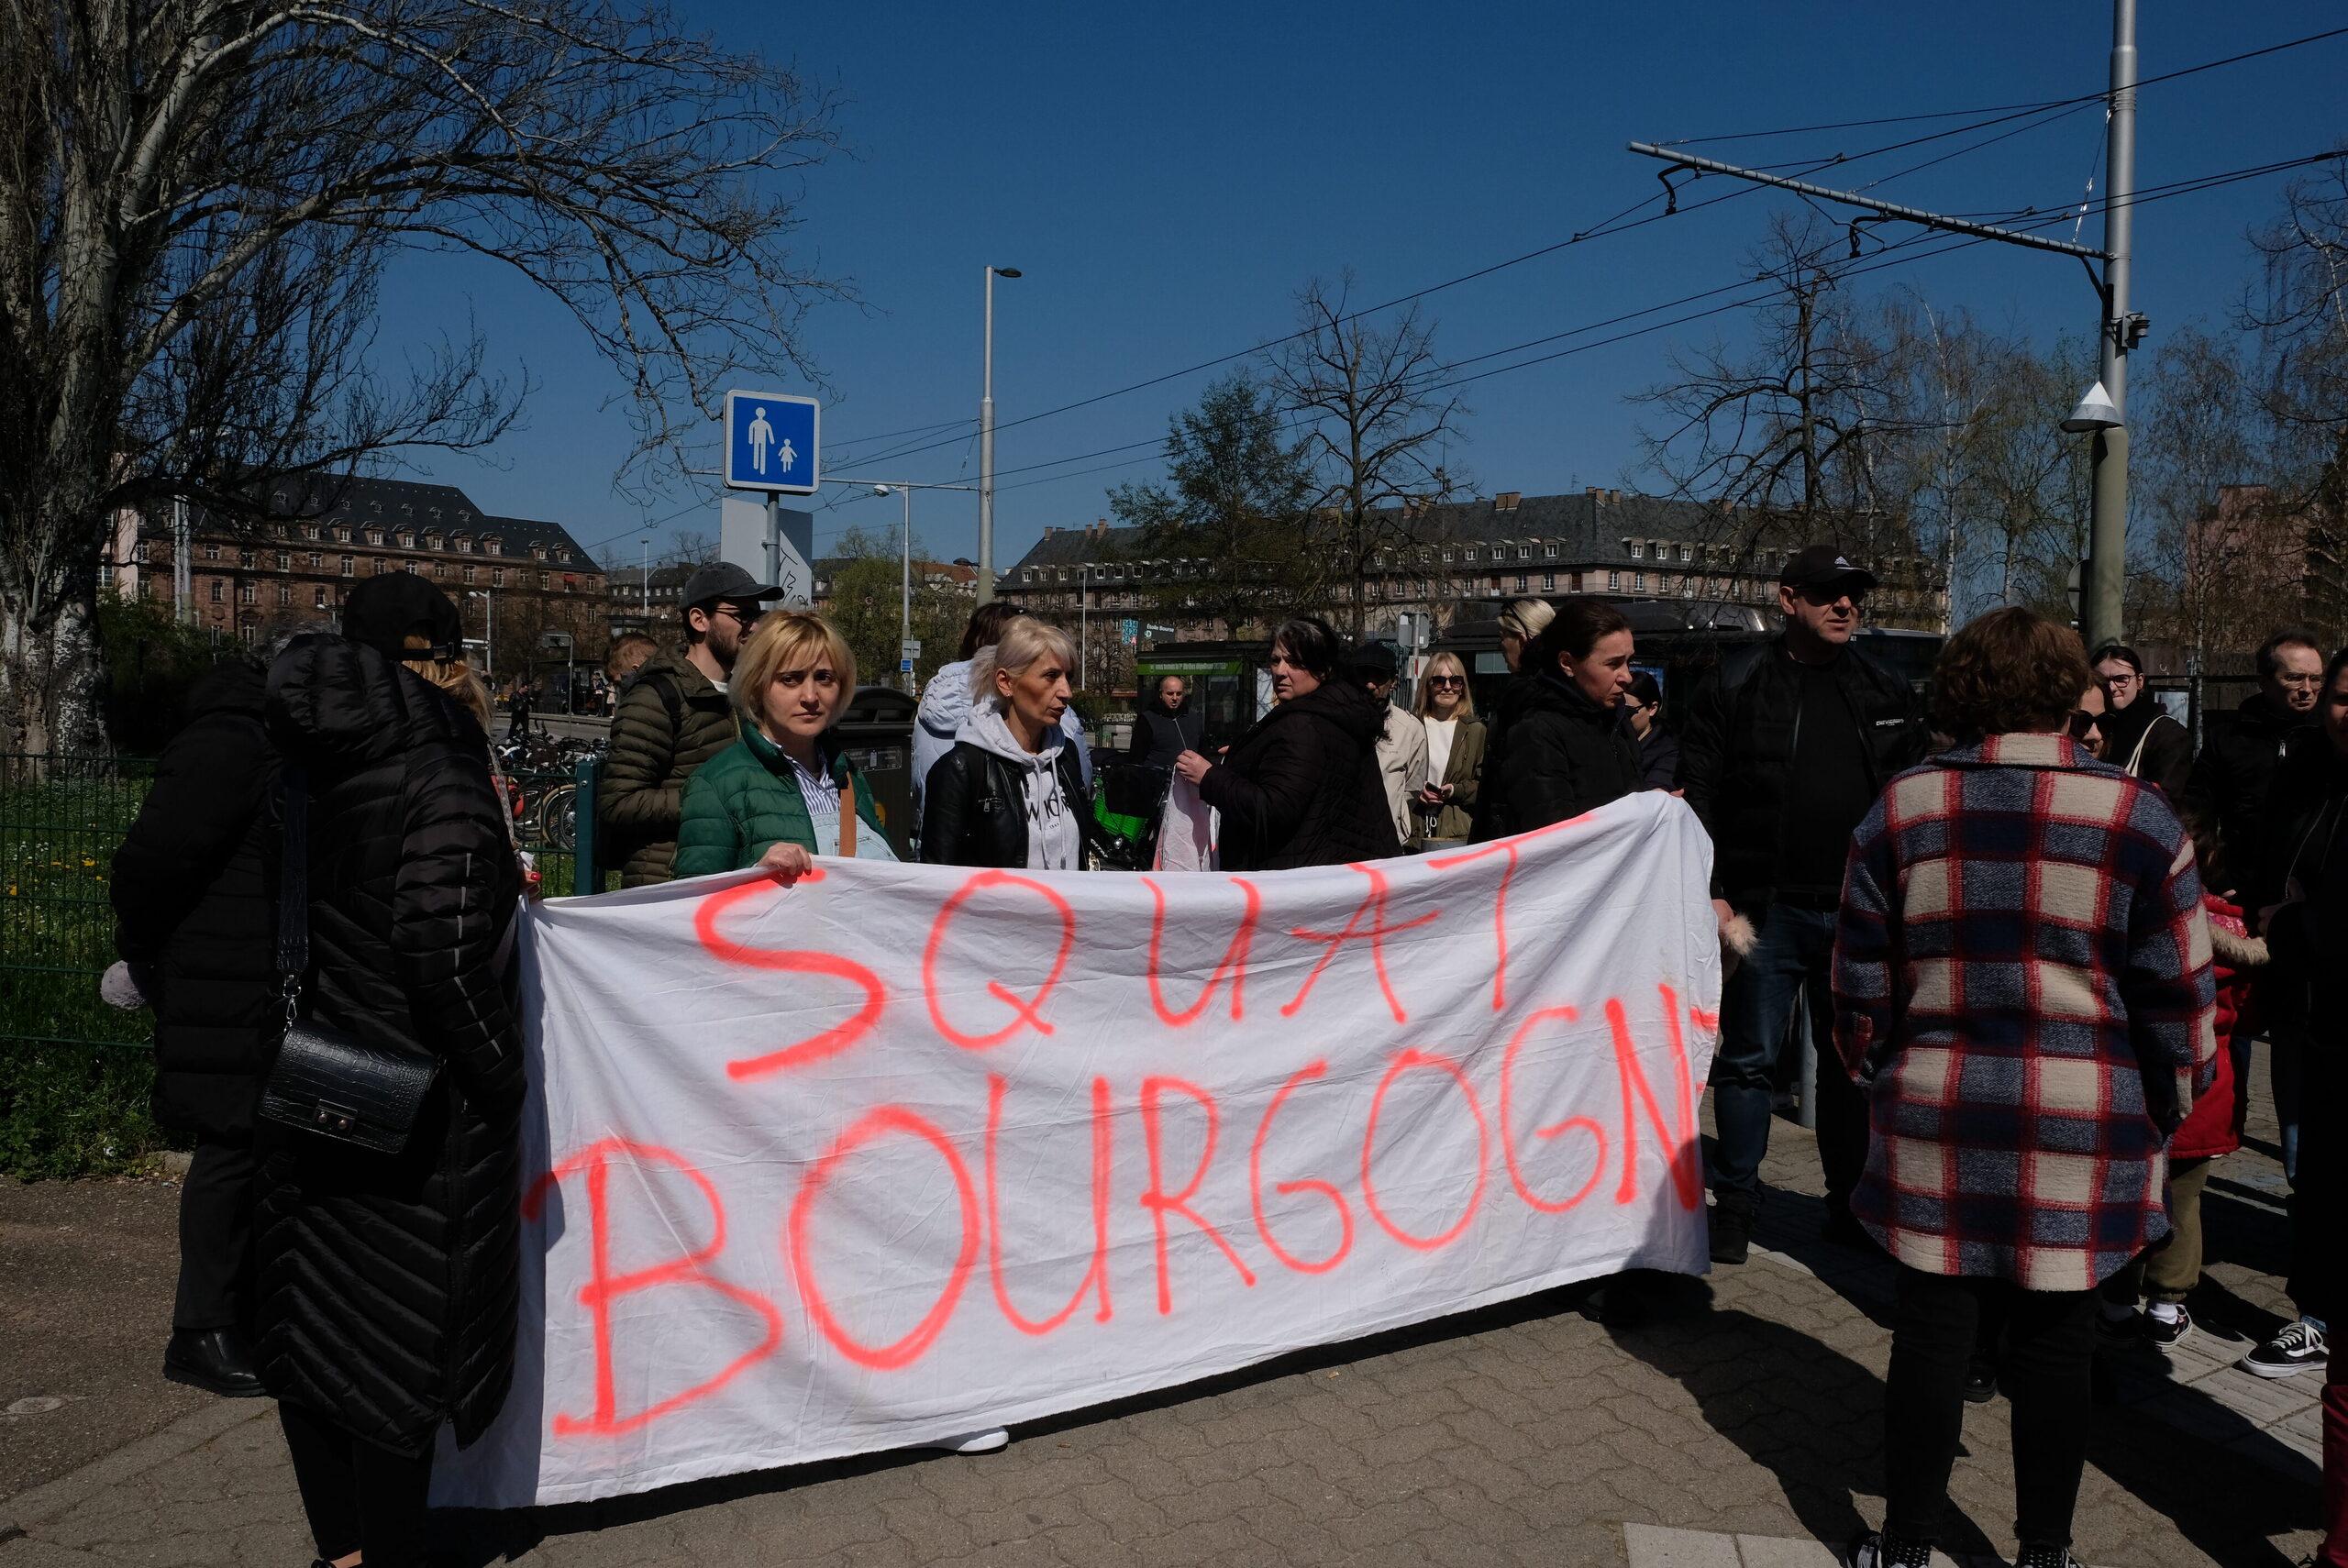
xmin=724 ymin=391 xmax=819 ymax=494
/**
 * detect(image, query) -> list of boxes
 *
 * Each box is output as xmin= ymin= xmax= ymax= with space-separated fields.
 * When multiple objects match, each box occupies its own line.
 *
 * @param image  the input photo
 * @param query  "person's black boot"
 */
xmin=163 ymin=1326 xmax=264 ymax=1397
xmin=1709 ymin=1193 xmax=1754 ymax=1265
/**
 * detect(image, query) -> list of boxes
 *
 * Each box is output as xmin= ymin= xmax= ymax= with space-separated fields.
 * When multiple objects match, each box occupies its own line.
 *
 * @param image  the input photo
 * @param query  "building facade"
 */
xmin=993 ymin=488 xmax=1946 ymax=693
xmin=109 ymin=475 xmax=606 ymax=681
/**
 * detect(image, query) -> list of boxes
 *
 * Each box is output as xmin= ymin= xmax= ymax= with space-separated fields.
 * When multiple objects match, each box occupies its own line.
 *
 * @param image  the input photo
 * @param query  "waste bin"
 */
xmin=835 ymin=685 xmax=918 ymax=860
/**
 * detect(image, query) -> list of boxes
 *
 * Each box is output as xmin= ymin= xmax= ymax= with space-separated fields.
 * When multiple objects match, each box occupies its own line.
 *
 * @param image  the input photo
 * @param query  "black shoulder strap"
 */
xmin=275 ymin=764 xmax=310 ymax=1014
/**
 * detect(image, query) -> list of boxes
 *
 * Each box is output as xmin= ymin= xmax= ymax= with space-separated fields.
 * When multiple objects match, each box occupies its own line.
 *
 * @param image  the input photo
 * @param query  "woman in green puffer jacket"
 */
xmin=673 ymin=612 xmax=896 ymax=878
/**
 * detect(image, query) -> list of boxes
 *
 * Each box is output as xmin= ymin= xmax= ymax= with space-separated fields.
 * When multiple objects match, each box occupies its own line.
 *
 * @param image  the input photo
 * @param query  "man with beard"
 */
xmin=599 ymin=562 xmax=782 ymax=886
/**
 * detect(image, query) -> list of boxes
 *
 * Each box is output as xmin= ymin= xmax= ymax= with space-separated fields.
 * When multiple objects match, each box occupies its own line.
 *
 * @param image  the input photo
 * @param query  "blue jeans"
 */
xmin=1708 ymin=902 xmax=1869 ymax=1207
xmin=2274 ymin=1032 xmax=2303 ymax=1183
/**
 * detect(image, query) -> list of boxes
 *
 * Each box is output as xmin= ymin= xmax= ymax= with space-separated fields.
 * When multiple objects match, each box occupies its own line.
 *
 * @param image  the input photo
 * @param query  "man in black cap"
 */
xmin=598 ymin=562 xmax=782 ymax=886
xmin=1677 ymin=544 xmax=1929 ymax=1264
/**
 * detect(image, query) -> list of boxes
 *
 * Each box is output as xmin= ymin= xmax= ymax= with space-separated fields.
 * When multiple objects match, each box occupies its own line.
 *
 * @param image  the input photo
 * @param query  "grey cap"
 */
xmin=681 ymin=561 xmax=782 ymax=610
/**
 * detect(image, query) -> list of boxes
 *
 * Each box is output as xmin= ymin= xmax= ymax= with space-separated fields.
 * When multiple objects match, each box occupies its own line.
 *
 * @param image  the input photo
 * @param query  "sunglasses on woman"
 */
xmin=1428 ymin=676 xmax=1464 ymax=689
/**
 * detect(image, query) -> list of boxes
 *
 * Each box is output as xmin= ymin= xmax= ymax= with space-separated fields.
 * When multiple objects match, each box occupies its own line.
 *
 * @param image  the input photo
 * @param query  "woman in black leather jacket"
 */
xmin=922 ymin=617 xmax=1111 ymax=868
xmin=1474 ymin=597 xmax=1644 ymax=840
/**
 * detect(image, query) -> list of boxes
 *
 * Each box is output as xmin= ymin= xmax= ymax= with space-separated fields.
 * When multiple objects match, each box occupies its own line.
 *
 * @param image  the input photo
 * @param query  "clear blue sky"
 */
xmin=372 ymin=2 xmax=2348 ymax=570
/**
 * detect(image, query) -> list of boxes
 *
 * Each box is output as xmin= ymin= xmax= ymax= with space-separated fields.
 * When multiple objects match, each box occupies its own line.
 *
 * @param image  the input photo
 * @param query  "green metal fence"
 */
xmin=1 ymin=752 xmax=594 ymax=1053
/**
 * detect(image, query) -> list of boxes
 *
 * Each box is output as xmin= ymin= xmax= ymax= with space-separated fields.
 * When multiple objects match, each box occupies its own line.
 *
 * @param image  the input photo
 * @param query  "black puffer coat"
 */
xmin=254 ymin=635 xmax=524 ymax=1457
xmin=1125 ymin=699 xmax=1204 ymax=769
xmin=1475 ymin=670 xmax=1644 ymax=839
xmin=1199 ymin=679 xmax=1399 ymax=870
xmin=111 ymin=662 xmax=281 ymax=1140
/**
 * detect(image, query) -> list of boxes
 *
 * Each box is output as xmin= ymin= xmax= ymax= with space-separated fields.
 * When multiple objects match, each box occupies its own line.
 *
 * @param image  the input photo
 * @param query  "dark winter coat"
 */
xmin=110 ymin=661 xmax=281 ymax=1141
xmin=2246 ymin=728 xmax=2348 ymax=1035
xmin=1125 ymin=699 xmax=1204 ymax=770
xmin=1674 ymin=635 xmax=1929 ymax=908
xmin=2183 ymin=690 xmax=2313 ymax=889
xmin=672 ymin=723 xmax=892 ymax=876
xmin=1635 ymin=725 xmax=1682 ymax=793
xmin=253 ymin=635 xmax=525 ymax=1457
xmin=2099 ymin=694 xmax=2193 ymax=798
xmin=597 ymin=647 xmax=739 ymax=886
xmin=1198 ymin=679 xmax=1400 ymax=871
xmin=1475 ymin=670 xmax=1644 ymax=839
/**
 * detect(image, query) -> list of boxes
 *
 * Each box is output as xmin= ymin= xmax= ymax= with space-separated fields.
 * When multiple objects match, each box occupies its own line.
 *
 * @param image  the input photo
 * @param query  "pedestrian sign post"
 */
xmin=723 ymin=391 xmax=819 ymax=494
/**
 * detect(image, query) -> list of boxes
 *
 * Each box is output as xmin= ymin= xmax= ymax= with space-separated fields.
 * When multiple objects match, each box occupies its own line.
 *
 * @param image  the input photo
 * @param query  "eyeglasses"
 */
xmin=2100 ymin=669 xmax=2141 ymax=687
xmin=1428 ymin=676 xmax=1465 ymax=689
xmin=709 ymin=605 xmax=764 ymax=628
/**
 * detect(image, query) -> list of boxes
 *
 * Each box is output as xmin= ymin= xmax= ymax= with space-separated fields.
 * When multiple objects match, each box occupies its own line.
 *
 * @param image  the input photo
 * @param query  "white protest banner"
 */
xmin=437 ymin=791 xmax=1721 ymax=1507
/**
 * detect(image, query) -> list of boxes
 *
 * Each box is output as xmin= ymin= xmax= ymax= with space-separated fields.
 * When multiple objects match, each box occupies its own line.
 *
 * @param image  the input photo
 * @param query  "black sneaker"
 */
xmin=162 ymin=1326 xmax=264 ymax=1398
xmin=2013 ymin=1546 xmax=2082 ymax=1568
xmin=1844 ymin=1530 xmax=1930 ymax=1568
xmin=1709 ymin=1196 xmax=1754 ymax=1265
xmin=2241 ymin=1319 xmax=2328 ymax=1378
xmin=2142 ymin=1304 xmax=2192 ymax=1350
xmin=1962 ymin=1352 xmax=1997 ymax=1403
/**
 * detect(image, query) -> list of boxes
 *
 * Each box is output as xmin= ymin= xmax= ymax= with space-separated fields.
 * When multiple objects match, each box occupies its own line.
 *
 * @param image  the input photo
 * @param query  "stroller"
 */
xmin=1089 ymin=761 xmax=1170 ymax=871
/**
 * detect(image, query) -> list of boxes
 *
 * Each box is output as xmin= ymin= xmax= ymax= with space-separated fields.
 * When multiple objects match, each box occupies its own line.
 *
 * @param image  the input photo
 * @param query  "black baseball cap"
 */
xmin=681 ymin=561 xmax=783 ymax=611
xmin=1778 ymin=545 xmax=1877 ymax=598
xmin=1347 ymin=642 xmax=1400 ymax=679
xmin=343 ymin=573 xmax=462 ymax=661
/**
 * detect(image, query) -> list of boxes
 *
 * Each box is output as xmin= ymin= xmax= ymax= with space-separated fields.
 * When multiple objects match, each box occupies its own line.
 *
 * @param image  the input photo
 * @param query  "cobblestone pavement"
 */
xmin=1 ymin=1063 xmax=2324 ymax=1568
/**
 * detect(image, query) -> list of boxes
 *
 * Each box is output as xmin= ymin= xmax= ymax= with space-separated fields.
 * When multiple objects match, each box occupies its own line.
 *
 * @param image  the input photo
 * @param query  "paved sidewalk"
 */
xmin=2 ymin=1081 xmax=2325 ymax=1567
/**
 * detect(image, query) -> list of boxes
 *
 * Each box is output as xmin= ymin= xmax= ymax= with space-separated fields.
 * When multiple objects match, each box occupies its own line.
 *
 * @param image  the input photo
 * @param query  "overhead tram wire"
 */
xmin=827 ymin=51 xmax=2282 ymax=478
xmin=964 ymin=147 xmax=2348 ymax=502
xmin=1667 ymin=22 xmax=2348 ymax=146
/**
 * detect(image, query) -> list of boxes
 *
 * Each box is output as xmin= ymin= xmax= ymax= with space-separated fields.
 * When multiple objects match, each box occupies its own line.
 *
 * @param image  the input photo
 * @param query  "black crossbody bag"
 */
xmin=257 ymin=765 xmax=440 ymax=1154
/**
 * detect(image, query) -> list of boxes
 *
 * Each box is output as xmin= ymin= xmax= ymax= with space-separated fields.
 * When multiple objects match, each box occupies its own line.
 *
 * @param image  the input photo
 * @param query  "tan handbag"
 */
xmin=839 ymin=774 xmax=858 ymax=859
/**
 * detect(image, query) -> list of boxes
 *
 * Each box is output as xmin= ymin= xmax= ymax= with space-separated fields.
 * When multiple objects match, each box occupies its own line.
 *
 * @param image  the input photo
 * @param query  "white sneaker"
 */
xmin=917 ymin=1427 xmax=1009 ymax=1453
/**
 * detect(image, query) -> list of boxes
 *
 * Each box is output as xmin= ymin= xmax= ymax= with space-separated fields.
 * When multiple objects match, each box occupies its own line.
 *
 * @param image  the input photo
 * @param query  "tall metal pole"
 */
xmin=1080 ymin=565 xmax=1089 ymax=689
xmin=979 ymin=266 xmax=998 ymax=606
xmin=2084 ymin=0 xmax=2137 ymax=652
xmin=901 ymin=486 xmax=914 ymax=691
xmin=640 ymin=537 xmax=650 ymax=630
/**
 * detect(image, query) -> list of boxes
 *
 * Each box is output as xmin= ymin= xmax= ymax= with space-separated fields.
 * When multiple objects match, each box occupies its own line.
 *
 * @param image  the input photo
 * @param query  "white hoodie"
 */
xmin=955 ymin=702 xmax=1082 ymax=871
xmin=915 ymin=657 xmax=1090 ymax=812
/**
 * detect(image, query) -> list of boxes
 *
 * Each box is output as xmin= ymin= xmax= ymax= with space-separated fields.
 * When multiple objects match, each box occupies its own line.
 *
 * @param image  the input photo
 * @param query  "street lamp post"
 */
xmin=978 ymin=264 xmax=1021 ymax=607
xmin=834 ymin=478 xmax=980 ymax=692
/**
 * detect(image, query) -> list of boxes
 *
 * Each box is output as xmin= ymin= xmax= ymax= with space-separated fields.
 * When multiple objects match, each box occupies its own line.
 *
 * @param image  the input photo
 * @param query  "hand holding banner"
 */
xmin=438 ymin=791 xmax=1720 ymax=1507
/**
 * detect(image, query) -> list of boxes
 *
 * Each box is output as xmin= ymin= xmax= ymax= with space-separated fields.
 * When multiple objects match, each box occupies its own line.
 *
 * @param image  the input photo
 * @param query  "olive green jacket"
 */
xmin=673 ymin=723 xmax=891 ymax=877
xmin=1423 ymin=715 xmax=1488 ymax=842
xmin=597 ymin=647 xmax=738 ymax=886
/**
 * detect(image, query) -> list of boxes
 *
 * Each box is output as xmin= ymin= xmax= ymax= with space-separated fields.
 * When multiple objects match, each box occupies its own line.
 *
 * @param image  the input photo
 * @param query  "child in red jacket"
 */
xmin=2098 ymin=813 xmax=2263 ymax=1347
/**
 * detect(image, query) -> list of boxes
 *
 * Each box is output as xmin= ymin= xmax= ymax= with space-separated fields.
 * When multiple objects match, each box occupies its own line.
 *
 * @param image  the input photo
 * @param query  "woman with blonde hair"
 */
xmin=673 ymin=611 xmax=893 ymax=878
xmin=1410 ymin=650 xmax=1485 ymax=844
xmin=923 ymin=616 xmax=1109 ymax=869
xmin=1496 ymin=598 xmax=1555 ymax=673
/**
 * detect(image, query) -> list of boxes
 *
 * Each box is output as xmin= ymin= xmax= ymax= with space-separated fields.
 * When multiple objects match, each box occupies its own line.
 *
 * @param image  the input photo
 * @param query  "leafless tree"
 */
xmin=2245 ymin=159 xmax=2348 ymax=641
xmin=1269 ymin=275 xmax=1469 ymax=639
xmin=0 ymin=0 xmax=840 ymax=753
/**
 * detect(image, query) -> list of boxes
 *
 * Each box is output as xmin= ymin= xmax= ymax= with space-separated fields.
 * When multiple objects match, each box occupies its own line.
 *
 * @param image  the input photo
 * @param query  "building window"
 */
xmin=335 ymin=527 xmax=351 ymax=543
xmin=1570 ymin=572 xmax=1585 ymax=592
xmin=204 ymin=543 xmax=222 ymax=562
xmin=315 ymin=585 xmax=328 ymax=608
xmin=458 ymin=537 xmax=473 ymax=554
xmin=366 ymin=529 xmax=383 ymax=545
xmin=339 ymin=555 xmax=354 ymax=577
xmin=1463 ymin=547 xmax=1479 ymax=562
xmin=1542 ymin=573 xmax=1556 ymax=592
xmin=1513 ymin=575 xmax=1529 ymax=593
xmin=464 ymin=565 xmax=477 ymax=585
xmin=538 ymin=571 xmax=550 ymax=591
xmin=1627 ymin=541 xmax=1642 ymax=559
xmin=208 ymin=579 xmax=223 ymax=602
xmin=1634 ymin=572 xmax=1646 ymax=591
xmin=1678 ymin=544 xmax=1692 ymax=562
xmin=493 ymin=569 xmax=506 ymax=588
xmin=406 ymin=560 xmax=423 ymax=575
xmin=1607 ymin=570 xmax=1622 ymax=591
xmin=276 ymin=580 xmax=293 ymax=606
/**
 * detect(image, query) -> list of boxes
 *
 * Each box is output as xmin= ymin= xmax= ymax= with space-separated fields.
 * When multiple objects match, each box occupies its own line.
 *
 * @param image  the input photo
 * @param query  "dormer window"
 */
xmin=1627 ymin=540 xmax=1643 ymax=559
xmin=456 ymin=536 xmax=472 ymax=554
xmin=365 ymin=529 xmax=383 ymax=546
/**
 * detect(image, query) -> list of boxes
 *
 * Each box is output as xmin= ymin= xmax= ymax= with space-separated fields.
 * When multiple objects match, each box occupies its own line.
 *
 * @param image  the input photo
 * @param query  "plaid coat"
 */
xmin=1832 ymin=733 xmax=2217 ymax=1291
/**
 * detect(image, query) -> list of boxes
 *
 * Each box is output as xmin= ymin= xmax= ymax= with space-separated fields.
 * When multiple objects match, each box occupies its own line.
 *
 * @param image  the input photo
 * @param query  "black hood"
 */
xmin=1517 ymin=667 xmax=1622 ymax=728
xmin=183 ymin=658 xmax=268 ymax=724
xmin=265 ymin=634 xmax=470 ymax=769
xmin=342 ymin=573 xmax=462 ymax=662
xmin=1273 ymin=677 xmax=1387 ymax=745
